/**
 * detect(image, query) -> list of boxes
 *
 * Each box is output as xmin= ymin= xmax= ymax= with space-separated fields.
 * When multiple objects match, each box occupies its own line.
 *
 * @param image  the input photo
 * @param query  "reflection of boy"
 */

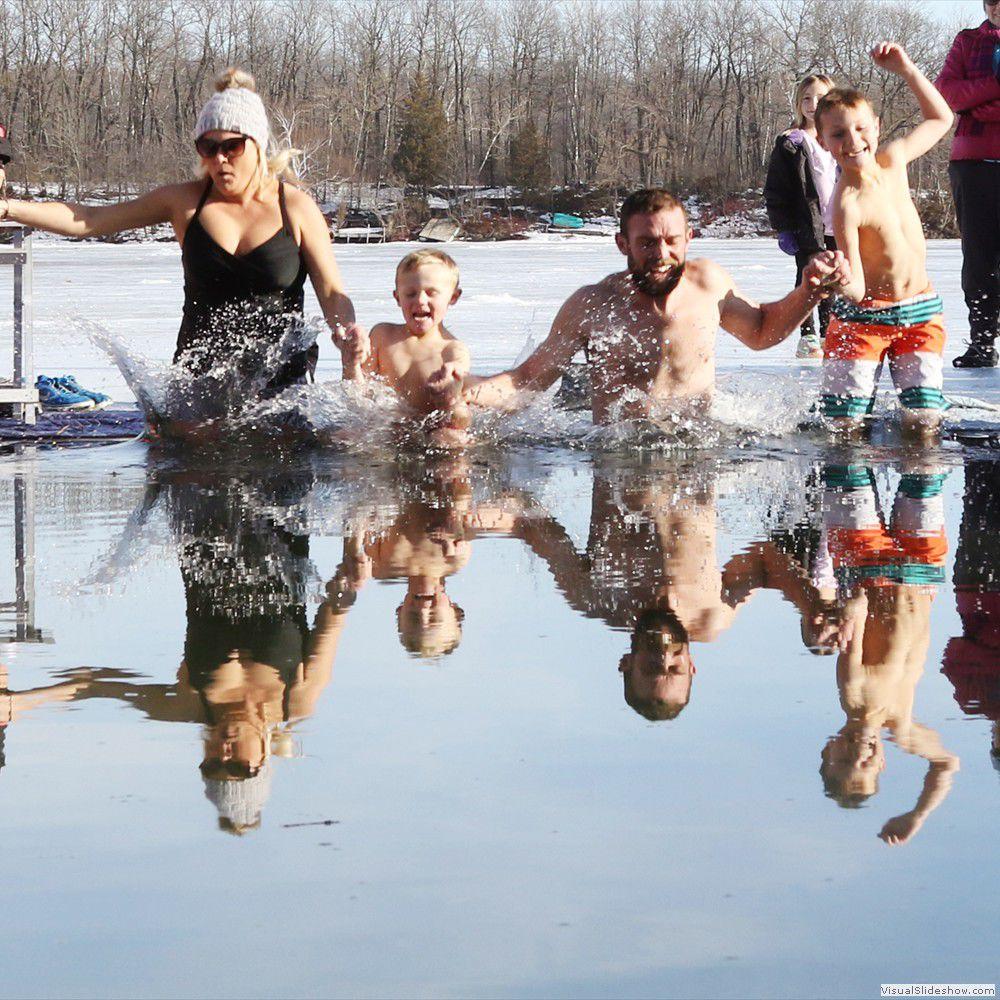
xmin=816 ymin=466 xmax=959 ymax=845
xmin=339 ymin=249 xmax=471 ymax=447
xmin=815 ymin=44 xmax=954 ymax=437
xmin=941 ymin=461 xmax=1000 ymax=772
xmin=345 ymin=463 xmax=519 ymax=660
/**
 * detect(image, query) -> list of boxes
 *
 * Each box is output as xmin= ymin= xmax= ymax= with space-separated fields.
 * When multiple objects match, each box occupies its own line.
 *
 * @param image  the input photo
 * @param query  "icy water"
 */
xmin=0 ymin=239 xmax=998 ymax=998
xmin=0 ymin=440 xmax=997 ymax=999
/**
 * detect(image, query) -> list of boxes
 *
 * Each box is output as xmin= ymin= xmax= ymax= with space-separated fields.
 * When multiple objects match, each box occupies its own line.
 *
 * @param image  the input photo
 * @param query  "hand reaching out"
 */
xmin=878 ymin=811 xmax=923 ymax=846
xmin=426 ymin=361 xmax=465 ymax=398
xmin=332 ymin=322 xmax=370 ymax=371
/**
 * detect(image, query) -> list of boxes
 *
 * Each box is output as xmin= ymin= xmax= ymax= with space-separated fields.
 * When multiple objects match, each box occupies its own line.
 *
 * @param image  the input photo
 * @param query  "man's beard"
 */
xmin=629 ymin=257 xmax=686 ymax=297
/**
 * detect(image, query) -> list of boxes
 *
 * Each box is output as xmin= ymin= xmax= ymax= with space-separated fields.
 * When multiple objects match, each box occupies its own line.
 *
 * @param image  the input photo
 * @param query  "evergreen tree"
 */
xmin=508 ymin=118 xmax=550 ymax=191
xmin=393 ymin=75 xmax=451 ymax=192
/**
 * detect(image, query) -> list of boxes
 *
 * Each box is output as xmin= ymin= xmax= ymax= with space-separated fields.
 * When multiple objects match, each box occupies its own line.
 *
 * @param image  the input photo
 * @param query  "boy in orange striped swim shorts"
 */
xmin=815 ymin=43 xmax=954 ymax=437
xmin=814 ymin=465 xmax=958 ymax=842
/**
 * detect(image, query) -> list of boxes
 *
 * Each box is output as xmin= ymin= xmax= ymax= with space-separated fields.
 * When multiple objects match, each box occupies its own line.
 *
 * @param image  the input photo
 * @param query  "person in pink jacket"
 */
xmin=937 ymin=0 xmax=1000 ymax=367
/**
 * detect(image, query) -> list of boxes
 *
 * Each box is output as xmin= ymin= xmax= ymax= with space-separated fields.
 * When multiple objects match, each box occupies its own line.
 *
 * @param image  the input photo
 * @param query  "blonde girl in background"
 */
xmin=764 ymin=74 xmax=838 ymax=359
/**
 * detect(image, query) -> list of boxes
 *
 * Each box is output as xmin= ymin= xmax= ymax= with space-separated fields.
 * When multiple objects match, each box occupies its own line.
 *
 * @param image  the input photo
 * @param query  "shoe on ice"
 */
xmin=952 ymin=344 xmax=999 ymax=369
xmin=55 ymin=375 xmax=112 ymax=410
xmin=36 ymin=375 xmax=94 ymax=411
xmin=796 ymin=334 xmax=823 ymax=359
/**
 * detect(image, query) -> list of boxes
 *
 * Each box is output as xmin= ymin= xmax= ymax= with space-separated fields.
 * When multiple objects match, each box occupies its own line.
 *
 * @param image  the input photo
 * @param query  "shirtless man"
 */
xmin=510 ymin=460 xmax=760 ymax=720
xmin=466 ymin=188 xmax=850 ymax=423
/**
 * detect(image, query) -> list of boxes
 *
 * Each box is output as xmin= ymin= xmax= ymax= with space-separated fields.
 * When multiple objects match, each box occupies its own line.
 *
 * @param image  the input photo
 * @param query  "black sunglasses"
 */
xmin=194 ymin=135 xmax=248 ymax=160
xmin=200 ymin=757 xmax=261 ymax=779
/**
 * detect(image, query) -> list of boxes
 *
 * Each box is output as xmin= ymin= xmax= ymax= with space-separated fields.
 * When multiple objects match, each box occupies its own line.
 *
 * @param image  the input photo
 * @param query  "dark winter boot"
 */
xmin=953 ymin=342 xmax=999 ymax=368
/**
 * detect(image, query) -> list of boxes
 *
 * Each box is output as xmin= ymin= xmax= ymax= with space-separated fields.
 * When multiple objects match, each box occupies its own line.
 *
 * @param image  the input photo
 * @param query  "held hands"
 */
xmin=807 ymin=599 xmax=856 ymax=653
xmin=332 ymin=322 xmax=370 ymax=371
xmin=426 ymin=361 xmax=465 ymax=399
xmin=871 ymin=42 xmax=913 ymax=76
xmin=802 ymin=249 xmax=851 ymax=297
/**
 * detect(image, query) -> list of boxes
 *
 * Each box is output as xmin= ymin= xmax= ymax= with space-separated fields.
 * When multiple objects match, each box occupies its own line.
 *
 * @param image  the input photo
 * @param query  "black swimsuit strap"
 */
xmin=193 ymin=178 xmax=213 ymax=220
xmin=278 ymin=181 xmax=294 ymax=241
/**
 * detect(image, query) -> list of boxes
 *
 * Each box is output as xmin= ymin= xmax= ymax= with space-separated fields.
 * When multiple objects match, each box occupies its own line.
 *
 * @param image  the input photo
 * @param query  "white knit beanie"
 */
xmin=194 ymin=86 xmax=270 ymax=154
xmin=204 ymin=765 xmax=273 ymax=831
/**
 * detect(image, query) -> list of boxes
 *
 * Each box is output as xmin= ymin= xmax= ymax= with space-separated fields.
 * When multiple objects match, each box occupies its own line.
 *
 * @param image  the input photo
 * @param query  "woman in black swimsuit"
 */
xmin=0 ymin=68 xmax=367 ymax=420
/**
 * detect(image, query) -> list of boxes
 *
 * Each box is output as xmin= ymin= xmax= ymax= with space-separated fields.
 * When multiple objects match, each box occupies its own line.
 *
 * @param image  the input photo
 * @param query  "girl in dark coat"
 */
xmin=764 ymin=74 xmax=837 ymax=359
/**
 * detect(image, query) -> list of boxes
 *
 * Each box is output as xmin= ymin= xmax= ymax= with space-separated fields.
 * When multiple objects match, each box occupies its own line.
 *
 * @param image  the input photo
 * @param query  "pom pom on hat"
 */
xmin=194 ymin=68 xmax=270 ymax=153
xmin=203 ymin=765 xmax=273 ymax=834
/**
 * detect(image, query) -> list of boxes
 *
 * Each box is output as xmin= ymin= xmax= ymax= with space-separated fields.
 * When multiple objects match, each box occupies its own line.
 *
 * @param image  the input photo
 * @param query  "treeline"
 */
xmin=0 ymin=0 xmax=961 ymax=203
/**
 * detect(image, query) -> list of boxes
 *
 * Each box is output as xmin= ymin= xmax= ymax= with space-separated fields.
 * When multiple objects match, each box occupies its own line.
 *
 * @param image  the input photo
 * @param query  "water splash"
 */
xmin=77 ymin=315 xmax=987 ymax=455
xmin=78 ymin=316 xmax=403 ymax=448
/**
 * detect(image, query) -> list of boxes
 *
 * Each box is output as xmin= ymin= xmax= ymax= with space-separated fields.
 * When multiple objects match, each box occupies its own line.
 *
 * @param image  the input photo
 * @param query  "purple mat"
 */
xmin=0 ymin=408 xmax=147 ymax=441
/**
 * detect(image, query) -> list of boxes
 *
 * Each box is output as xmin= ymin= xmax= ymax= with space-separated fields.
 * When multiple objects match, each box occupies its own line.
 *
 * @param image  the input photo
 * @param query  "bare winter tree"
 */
xmin=0 ymin=0 xmax=953 ymax=219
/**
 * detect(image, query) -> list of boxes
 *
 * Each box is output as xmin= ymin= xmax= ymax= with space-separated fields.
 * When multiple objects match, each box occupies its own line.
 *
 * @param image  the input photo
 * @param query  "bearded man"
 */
xmin=466 ymin=188 xmax=850 ymax=424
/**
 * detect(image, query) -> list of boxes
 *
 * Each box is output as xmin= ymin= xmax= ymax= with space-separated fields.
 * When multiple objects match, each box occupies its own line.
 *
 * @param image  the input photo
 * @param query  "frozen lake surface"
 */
xmin=11 ymin=235 xmax=986 ymax=397
xmin=0 ymin=238 xmax=998 ymax=999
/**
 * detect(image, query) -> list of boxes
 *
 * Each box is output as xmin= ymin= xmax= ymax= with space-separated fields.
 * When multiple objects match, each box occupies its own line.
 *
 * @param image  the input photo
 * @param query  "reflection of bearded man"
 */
xmin=628 ymin=255 xmax=686 ymax=298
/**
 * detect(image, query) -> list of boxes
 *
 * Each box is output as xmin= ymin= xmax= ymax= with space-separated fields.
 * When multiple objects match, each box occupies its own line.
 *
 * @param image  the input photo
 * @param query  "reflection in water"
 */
xmin=0 ymin=665 xmax=92 ymax=778
xmin=4 ymin=449 xmax=993 ymax=854
xmin=78 ymin=454 xmax=519 ymax=831
xmin=942 ymin=461 xmax=1000 ymax=770
xmin=344 ymin=457 xmax=521 ymax=659
xmin=816 ymin=465 xmax=958 ymax=845
xmin=80 ymin=466 xmax=353 ymax=834
xmin=512 ymin=460 xmax=757 ymax=720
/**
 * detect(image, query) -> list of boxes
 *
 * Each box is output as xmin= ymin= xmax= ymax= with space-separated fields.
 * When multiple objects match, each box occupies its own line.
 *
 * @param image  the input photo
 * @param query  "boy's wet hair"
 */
xmin=396 ymin=249 xmax=460 ymax=289
xmin=619 ymin=189 xmax=687 ymax=237
xmin=815 ymin=88 xmax=874 ymax=136
xmin=793 ymin=73 xmax=835 ymax=128
xmin=397 ymin=602 xmax=465 ymax=658
xmin=819 ymin=743 xmax=878 ymax=808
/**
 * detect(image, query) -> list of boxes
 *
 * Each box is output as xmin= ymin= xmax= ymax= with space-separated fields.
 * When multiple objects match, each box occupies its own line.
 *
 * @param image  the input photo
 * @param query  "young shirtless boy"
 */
xmin=815 ymin=43 xmax=954 ymax=438
xmin=338 ymin=249 xmax=471 ymax=446
xmin=817 ymin=465 xmax=959 ymax=845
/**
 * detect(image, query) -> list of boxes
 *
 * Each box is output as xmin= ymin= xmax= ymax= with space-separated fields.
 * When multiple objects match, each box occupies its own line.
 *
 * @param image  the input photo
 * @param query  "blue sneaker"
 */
xmin=36 ymin=375 xmax=94 ymax=411
xmin=55 ymin=375 xmax=112 ymax=410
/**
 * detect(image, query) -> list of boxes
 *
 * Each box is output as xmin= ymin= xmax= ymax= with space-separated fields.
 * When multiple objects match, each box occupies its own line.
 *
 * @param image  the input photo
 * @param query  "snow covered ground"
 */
xmin=4 ymin=234 xmax=986 ymax=406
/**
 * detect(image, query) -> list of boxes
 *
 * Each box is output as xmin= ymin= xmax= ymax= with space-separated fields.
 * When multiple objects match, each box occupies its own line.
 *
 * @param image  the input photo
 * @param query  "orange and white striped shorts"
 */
xmin=820 ymin=292 xmax=947 ymax=420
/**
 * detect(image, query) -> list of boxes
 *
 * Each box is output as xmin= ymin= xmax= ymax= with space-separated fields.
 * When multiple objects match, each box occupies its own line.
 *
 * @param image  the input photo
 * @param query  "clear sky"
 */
xmin=927 ymin=0 xmax=990 ymax=28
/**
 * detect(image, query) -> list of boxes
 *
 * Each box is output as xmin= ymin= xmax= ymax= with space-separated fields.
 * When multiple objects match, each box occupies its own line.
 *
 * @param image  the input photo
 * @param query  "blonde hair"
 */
xmin=395 ymin=249 xmax=461 ymax=289
xmin=793 ymin=73 xmax=835 ymax=128
xmin=815 ymin=88 xmax=875 ymax=137
xmin=199 ymin=67 xmax=302 ymax=195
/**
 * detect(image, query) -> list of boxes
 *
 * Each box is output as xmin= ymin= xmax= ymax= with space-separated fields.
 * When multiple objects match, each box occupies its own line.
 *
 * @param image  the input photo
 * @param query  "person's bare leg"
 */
xmin=901 ymin=407 xmax=942 ymax=441
xmin=827 ymin=416 xmax=867 ymax=440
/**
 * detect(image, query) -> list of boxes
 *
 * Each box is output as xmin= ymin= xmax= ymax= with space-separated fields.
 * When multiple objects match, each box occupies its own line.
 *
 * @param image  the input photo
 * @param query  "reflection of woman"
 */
xmin=0 ymin=68 xmax=362 ymax=408
xmin=83 ymin=470 xmax=359 ymax=834
xmin=936 ymin=3 xmax=1000 ymax=368
xmin=764 ymin=74 xmax=837 ymax=360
